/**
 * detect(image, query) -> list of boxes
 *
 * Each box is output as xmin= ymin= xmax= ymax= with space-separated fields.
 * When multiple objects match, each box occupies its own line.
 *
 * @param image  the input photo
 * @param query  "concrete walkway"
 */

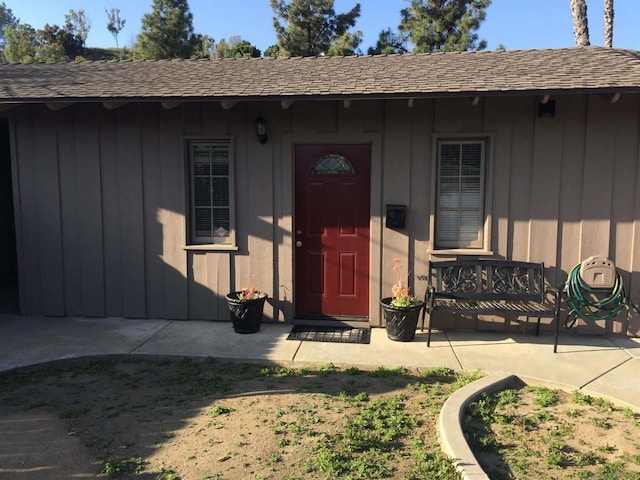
xmin=1 ymin=314 xmax=639 ymax=410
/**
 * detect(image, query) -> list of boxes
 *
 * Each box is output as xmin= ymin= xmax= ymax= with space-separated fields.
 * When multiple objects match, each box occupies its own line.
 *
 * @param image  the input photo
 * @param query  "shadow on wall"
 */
xmin=0 ymin=118 xmax=18 ymax=313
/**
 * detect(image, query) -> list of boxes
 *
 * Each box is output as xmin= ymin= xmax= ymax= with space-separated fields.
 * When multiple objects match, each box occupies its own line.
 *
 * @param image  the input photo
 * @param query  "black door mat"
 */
xmin=287 ymin=325 xmax=371 ymax=344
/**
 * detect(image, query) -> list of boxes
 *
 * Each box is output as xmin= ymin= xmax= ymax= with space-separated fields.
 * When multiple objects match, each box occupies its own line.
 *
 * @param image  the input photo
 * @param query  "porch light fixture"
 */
xmin=255 ymin=115 xmax=268 ymax=144
xmin=537 ymin=99 xmax=556 ymax=118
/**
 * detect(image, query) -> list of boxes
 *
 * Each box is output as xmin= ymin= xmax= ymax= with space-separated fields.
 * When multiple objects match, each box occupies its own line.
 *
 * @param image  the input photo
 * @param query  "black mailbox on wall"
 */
xmin=385 ymin=204 xmax=407 ymax=229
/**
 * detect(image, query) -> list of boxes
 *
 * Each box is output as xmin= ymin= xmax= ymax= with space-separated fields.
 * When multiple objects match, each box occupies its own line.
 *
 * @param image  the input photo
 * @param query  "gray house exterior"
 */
xmin=1 ymin=47 xmax=639 ymax=336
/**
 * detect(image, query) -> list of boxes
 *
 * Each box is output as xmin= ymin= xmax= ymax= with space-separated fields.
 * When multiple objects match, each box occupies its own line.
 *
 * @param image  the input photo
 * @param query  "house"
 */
xmin=0 ymin=47 xmax=639 ymax=336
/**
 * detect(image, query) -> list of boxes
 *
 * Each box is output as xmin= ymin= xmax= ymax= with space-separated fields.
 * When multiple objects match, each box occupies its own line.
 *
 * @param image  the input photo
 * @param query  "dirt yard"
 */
xmin=0 ymin=356 xmax=639 ymax=480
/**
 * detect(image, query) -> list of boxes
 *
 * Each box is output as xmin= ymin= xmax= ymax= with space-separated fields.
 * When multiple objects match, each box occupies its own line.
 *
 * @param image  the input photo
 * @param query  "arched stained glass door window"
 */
xmin=311 ymin=154 xmax=355 ymax=175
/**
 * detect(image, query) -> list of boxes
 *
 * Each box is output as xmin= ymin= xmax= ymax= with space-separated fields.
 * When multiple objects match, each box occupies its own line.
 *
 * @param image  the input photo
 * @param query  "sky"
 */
xmin=7 ymin=0 xmax=640 ymax=53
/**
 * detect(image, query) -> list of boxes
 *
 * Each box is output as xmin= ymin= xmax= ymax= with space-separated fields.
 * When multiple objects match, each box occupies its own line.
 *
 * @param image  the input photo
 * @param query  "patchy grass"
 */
xmin=465 ymin=382 xmax=640 ymax=479
xmin=0 ymin=357 xmax=479 ymax=479
xmin=4 ymin=357 xmax=637 ymax=479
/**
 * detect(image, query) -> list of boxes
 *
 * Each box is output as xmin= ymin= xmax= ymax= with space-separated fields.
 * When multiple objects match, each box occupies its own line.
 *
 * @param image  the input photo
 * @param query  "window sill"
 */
xmin=183 ymin=244 xmax=239 ymax=252
xmin=429 ymin=249 xmax=494 ymax=256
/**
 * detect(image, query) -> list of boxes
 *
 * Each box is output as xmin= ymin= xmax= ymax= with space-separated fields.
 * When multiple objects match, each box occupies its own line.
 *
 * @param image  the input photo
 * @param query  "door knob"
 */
xmin=296 ymin=241 xmax=302 ymax=247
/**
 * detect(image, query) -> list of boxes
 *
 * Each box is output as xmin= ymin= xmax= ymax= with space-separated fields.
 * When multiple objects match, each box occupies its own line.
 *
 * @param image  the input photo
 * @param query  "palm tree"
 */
xmin=604 ymin=0 xmax=614 ymax=47
xmin=570 ymin=0 xmax=590 ymax=46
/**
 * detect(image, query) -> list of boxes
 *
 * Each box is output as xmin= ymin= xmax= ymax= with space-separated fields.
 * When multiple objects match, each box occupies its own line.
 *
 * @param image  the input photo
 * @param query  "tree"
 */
xmin=398 ymin=0 xmax=491 ymax=53
xmin=271 ymin=0 xmax=362 ymax=56
xmin=264 ymin=44 xmax=281 ymax=57
xmin=604 ymin=0 xmax=613 ymax=47
xmin=367 ymin=28 xmax=407 ymax=55
xmin=326 ymin=30 xmax=362 ymax=56
xmin=570 ymin=0 xmax=590 ymax=46
xmin=37 ymin=23 xmax=83 ymax=59
xmin=65 ymin=9 xmax=90 ymax=49
xmin=230 ymin=40 xmax=261 ymax=58
xmin=105 ymin=7 xmax=126 ymax=58
xmin=211 ymin=36 xmax=260 ymax=58
xmin=34 ymin=42 xmax=67 ymax=62
xmin=134 ymin=0 xmax=201 ymax=59
xmin=213 ymin=37 xmax=230 ymax=58
xmin=0 ymin=2 xmax=18 ymax=51
xmin=200 ymin=34 xmax=214 ymax=58
xmin=3 ymin=23 xmax=38 ymax=62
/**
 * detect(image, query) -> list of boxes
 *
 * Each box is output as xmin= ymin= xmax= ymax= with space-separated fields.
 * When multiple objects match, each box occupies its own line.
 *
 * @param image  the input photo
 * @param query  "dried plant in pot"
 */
xmin=380 ymin=259 xmax=424 ymax=342
xmin=225 ymin=285 xmax=268 ymax=334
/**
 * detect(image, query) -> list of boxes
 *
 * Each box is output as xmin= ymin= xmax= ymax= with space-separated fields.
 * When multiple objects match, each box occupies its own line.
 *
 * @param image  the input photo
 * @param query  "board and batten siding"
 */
xmin=8 ymin=94 xmax=640 ymax=335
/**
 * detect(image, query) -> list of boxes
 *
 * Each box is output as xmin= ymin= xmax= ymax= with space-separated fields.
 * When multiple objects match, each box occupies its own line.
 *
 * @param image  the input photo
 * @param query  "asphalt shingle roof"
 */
xmin=1 ymin=46 xmax=639 ymax=103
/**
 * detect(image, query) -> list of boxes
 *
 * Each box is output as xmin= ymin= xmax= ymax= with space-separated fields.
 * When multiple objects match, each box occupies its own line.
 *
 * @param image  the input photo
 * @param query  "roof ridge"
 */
xmin=4 ymin=46 xmax=639 ymax=67
xmin=2 ymin=47 xmax=640 ymax=101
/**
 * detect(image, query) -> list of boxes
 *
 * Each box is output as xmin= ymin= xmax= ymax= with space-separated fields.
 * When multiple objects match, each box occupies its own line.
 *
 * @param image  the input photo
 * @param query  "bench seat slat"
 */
xmin=433 ymin=299 xmax=555 ymax=316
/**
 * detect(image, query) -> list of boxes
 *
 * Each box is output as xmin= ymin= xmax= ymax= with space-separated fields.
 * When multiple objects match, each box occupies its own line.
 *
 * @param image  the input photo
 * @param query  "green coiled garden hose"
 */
xmin=564 ymin=263 xmax=640 ymax=328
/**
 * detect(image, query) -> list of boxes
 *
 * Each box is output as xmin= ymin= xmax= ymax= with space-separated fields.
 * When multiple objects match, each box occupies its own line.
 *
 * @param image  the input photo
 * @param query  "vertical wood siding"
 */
xmin=9 ymin=95 xmax=640 ymax=335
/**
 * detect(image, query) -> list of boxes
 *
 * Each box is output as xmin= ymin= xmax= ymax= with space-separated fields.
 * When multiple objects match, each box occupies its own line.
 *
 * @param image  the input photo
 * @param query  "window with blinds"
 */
xmin=188 ymin=139 xmax=234 ymax=245
xmin=436 ymin=140 xmax=486 ymax=249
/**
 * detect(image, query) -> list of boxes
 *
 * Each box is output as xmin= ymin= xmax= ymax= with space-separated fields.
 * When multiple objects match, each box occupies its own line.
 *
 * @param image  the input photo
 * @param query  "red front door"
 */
xmin=294 ymin=144 xmax=371 ymax=318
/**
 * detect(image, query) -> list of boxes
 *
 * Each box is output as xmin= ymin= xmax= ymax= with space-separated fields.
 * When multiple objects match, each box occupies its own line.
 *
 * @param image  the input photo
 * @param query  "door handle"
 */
xmin=296 ymin=241 xmax=302 ymax=247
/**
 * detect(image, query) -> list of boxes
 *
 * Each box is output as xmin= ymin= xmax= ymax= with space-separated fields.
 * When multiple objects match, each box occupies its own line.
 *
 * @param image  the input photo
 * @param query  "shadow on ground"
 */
xmin=0 ymin=355 xmax=468 ymax=479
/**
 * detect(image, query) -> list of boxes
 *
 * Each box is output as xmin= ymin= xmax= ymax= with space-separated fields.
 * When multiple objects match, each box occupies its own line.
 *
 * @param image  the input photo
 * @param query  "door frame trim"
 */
xmin=279 ymin=133 xmax=383 ymax=325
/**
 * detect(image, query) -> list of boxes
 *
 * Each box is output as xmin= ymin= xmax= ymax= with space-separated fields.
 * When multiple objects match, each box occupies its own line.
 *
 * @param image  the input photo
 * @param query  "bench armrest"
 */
xmin=425 ymin=286 xmax=436 ymax=308
xmin=545 ymin=286 xmax=561 ymax=315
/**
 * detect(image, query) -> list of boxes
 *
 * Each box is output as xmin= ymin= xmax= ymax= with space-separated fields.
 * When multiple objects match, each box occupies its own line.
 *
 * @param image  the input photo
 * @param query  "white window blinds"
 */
xmin=436 ymin=141 xmax=485 ymax=249
xmin=189 ymin=140 xmax=232 ymax=244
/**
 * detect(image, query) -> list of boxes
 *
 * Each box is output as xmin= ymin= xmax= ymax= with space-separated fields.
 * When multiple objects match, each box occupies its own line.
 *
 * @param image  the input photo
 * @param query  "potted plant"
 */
xmin=225 ymin=285 xmax=268 ymax=334
xmin=380 ymin=259 xmax=425 ymax=342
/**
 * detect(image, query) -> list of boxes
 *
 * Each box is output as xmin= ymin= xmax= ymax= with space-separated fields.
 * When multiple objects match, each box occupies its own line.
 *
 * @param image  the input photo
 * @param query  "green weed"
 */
xmin=156 ymin=466 xmax=180 ymax=479
xmin=259 ymin=366 xmax=301 ymax=377
xmin=598 ymin=443 xmax=617 ymax=454
xmin=593 ymin=416 xmax=613 ymax=430
xmin=529 ymin=386 xmax=559 ymax=407
xmin=496 ymin=388 xmax=519 ymax=408
xmin=573 ymin=450 xmax=604 ymax=466
xmin=209 ymin=404 xmax=235 ymax=417
xmin=100 ymin=457 xmax=146 ymax=477
xmin=410 ymin=438 xmax=460 ymax=479
xmin=596 ymin=461 xmax=640 ymax=479
xmin=571 ymin=390 xmax=616 ymax=411
xmin=318 ymin=363 xmax=337 ymax=375
xmin=367 ymin=366 xmax=408 ymax=377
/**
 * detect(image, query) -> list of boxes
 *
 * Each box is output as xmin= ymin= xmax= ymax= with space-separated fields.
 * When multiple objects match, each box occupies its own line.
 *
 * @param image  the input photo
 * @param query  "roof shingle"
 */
xmin=1 ymin=47 xmax=639 ymax=103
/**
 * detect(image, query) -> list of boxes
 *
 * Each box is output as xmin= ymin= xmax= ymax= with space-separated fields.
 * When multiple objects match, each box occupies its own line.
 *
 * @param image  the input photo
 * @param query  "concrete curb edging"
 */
xmin=438 ymin=372 xmax=518 ymax=480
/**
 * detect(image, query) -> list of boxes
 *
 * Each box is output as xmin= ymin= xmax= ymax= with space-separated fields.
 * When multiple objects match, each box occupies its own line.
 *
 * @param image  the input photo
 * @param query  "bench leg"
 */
xmin=427 ymin=313 xmax=433 ymax=347
xmin=536 ymin=317 xmax=541 ymax=336
xmin=554 ymin=313 xmax=560 ymax=353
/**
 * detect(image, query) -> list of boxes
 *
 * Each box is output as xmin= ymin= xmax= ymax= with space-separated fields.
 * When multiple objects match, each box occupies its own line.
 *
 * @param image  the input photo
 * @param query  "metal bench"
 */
xmin=423 ymin=259 xmax=562 ymax=352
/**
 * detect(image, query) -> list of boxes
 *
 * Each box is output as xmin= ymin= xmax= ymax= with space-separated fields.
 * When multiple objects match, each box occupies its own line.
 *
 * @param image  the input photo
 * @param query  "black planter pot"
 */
xmin=225 ymin=292 xmax=268 ymax=334
xmin=380 ymin=297 xmax=424 ymax=342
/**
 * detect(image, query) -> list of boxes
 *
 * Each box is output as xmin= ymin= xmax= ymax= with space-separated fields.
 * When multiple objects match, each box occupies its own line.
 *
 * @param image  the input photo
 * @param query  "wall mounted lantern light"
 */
xmin=537 ymin=98 xmax=556 ymax=118
xmin=255 ymin=115 xmax=268 ymax=144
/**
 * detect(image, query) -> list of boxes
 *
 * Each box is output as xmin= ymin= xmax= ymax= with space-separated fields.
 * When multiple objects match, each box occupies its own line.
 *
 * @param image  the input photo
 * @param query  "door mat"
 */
xmin=287 ymin=325 xmax=371 ymax=344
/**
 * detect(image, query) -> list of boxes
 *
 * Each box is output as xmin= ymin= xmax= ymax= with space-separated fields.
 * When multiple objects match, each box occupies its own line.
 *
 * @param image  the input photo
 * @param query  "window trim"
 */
xmin=184 ymin=136 xmax=237 ymax=250
xmin=429 ymin=134 xmax=493 ymax=255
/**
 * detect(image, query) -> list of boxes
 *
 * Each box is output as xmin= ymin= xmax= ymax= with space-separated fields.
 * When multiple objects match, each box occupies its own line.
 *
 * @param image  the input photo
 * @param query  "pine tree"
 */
xmin=134 ymin=0 xmax=201 ymax=59
xmin=0 ymin=2 xmax=18 ymax=51
xmin=398 ymin=0 xmax=491 ymax=53
xmin=271 ymin=0 xmax=361 ymax=56
xmin=367 ymin=28 xmax=407 ymax=55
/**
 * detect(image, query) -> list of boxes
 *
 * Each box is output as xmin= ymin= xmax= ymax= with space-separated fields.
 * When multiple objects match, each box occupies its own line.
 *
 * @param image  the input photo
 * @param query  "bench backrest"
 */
xmin=428 ymin=260 xmax=546 ymax=302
